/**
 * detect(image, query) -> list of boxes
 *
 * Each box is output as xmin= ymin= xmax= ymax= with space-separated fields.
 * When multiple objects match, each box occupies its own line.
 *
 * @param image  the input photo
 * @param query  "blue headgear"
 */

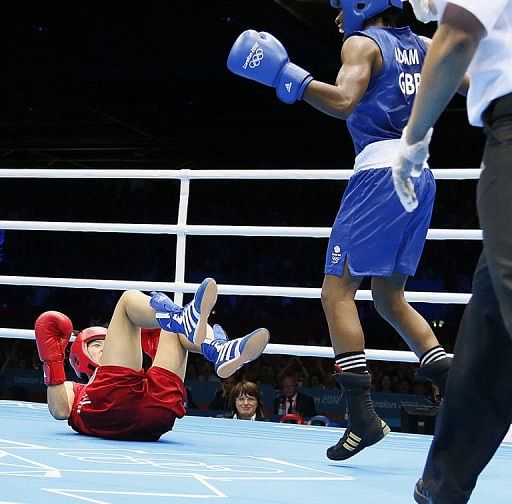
xmin=330 ymin=0 xmax=403 ymax=37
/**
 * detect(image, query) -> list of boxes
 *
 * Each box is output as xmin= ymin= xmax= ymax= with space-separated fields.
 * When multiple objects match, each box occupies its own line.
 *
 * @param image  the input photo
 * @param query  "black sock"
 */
xmin=335 ymin=351 xmax=368 ymax=374
xmin=420 ymin=345 xmax=448 ymax=367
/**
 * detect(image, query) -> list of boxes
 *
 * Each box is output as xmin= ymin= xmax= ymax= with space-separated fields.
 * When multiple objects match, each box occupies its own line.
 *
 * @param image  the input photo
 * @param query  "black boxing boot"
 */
xmin=327 ymin=371 xmax=390 ymax=461
xmin=416 ymin=356 xmax=452 ymax=397
xmin=414 ymin=478 xmax=436 ymax=504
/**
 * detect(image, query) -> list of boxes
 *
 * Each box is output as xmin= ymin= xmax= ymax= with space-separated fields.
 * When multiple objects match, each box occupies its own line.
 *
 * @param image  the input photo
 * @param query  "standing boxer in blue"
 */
xmin=228 ymin=0 xmax=455 ymax=460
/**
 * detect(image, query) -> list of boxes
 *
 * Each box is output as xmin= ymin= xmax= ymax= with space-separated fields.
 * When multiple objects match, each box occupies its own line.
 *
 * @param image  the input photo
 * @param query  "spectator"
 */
xmin=208 ymin=375 xmax=238 ymax=412
xmin=309 ymin=358 xmax=328 ymax=389
xmin=395 ymin=378 xmax=412 ymax=395
xmin=276 ymin=356 xmax=310 ymax=386
xmin=427 ymin=384 xmax=441 ymax=406
xmin=378 ymin=374 xmax=394 ymax=393
xmin=229 ymin=380 xmax=265 ymax=421
xmin=309 ymin=373 xmax=323 ymax=388
xmin=274 ymin=374 xmax=317 ymax=418
xmin=411 ymin=381 xmax=428 ymax=397
xmin=295 ymin=371 xmax=308 ymax=389
xmin=323 ymin=372 xmax=337 ymax=390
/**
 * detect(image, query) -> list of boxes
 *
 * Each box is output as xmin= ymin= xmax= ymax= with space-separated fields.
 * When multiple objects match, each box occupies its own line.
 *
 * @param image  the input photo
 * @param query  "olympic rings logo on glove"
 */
xmin=248 ymin=48 xmax=264 ymax=68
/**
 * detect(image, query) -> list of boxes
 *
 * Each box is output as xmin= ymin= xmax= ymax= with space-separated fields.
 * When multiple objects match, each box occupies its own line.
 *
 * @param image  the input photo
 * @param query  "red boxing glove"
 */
xmin=34 ymin=311 xmax=73 ymax=386
xmin=141 ymin=328 xmax=160 ymax=361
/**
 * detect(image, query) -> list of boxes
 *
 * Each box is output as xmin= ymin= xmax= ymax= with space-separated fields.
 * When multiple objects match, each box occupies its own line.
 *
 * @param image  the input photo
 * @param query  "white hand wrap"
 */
xmin=408 ymin=0 xmax=438 ymax=24
xmin=398 ymin=126 xmax=433 ymax=177
xmin=392 ymin=127 xmax=433 ymax=212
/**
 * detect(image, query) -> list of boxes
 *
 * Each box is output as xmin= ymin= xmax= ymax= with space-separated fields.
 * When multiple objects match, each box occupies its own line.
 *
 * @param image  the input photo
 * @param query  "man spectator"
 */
xmin=274 ymin=374 xmax=317 ymax=418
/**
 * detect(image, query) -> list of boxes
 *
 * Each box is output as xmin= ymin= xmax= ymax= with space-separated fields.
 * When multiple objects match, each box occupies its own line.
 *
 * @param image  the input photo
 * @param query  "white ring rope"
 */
xmin=0 ymin=328 xmax=453 ymax=363
xmin=0 ymin=167 xmax=481 ymax=180
xmin=0 ymin=167 xmax=478 ymax=363
xmin=0 ymin=276 xmax=472 ymax=304
xmin=0 ymin=220 xmax=483 ymax=240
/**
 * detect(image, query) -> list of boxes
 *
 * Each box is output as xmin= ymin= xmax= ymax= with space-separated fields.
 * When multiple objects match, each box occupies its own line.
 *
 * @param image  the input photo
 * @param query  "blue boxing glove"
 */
xmin=227 ymin=30 xmax=313 ymax=104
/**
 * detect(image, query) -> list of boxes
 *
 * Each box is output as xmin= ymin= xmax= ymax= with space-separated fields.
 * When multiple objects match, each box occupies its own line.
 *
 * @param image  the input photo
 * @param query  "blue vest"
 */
xmin=346 ymin=26 xmax=427 ymax=155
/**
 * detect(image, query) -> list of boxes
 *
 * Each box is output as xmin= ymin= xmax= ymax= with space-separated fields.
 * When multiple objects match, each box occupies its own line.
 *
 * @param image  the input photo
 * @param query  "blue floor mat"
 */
xmin=1 ymin=400 xmax=510 ymax=503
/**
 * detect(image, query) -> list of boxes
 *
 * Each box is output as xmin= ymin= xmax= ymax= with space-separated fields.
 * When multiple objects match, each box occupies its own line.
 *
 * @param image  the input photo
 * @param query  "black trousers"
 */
xmin=422 ymin=92 xmax=512 ymax=503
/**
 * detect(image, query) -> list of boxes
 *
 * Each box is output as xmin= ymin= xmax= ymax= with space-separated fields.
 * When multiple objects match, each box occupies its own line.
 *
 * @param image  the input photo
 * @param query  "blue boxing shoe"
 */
xmin=201 ymin=324 xmax=270 ymax=378
xmin=149 ymin=278 xmax=217 ymax=346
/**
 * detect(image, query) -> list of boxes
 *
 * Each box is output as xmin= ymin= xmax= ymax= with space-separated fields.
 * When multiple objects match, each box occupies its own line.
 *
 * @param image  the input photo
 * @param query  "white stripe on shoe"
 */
xmin=182 ymin=301 xmax=202 ymax=338
xmin=215 ymin=328 xmax=269 ymax=379
xmin=217 ymin=339 xmax=241 ymax=363
xmin=185 ymin=278 xmax=217 ymax=345
xmin=343 ymin=432 xmax=361 ymax=451
xmin=183 ymin=308 xmax=194 ymax=335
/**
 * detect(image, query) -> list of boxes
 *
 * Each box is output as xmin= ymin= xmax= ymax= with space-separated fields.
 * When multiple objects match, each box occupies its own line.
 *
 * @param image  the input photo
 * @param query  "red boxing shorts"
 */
xmin=69 ymin=365 xmax=187 ymax=441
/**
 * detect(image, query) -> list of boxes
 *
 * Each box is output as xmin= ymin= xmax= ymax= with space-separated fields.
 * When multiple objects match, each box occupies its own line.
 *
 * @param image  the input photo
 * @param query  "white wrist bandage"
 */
xmin=399 ymin=126 xmax=433 ymax=177
xmin=408 ymin=0 xmax=438 ymax=23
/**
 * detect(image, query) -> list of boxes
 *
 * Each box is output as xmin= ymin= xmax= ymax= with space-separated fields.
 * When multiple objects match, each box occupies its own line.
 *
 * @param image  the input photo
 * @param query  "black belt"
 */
xmin=483 ymin=91 xmax=512 ymax=126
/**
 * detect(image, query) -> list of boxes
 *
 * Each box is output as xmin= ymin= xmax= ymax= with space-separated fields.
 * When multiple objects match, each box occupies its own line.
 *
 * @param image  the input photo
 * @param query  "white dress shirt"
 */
xmin=433 ymin=0 xmax=512 ymax=126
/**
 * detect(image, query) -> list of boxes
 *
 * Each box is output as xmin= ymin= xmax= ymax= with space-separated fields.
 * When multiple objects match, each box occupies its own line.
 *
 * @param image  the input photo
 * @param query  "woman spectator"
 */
xmin=230 ymin=380 xmax=265 ymax=421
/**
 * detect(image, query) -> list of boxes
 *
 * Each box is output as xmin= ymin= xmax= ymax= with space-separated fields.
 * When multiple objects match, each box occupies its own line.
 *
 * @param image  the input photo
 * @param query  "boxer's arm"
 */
xmin=47 ymin=381 xmax=75 ymax=420
xmin=303 ymin=36 xmax=379 ymax=120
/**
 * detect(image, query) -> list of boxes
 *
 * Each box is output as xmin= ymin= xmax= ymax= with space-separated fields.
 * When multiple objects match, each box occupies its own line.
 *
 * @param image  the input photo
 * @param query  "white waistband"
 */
xmin=353 ymin=139 xmax=429 ymax=174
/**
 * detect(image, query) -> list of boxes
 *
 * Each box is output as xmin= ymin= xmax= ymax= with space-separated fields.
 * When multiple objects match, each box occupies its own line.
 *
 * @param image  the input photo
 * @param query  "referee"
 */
xmin=393 ymin=1 xmax=512 ymax=502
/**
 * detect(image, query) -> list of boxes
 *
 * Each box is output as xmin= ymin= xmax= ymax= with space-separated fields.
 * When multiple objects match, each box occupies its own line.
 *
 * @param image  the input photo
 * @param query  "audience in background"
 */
xmin=0 ymin=338 xmax=446 ymax=415
xmin=1 ymin=340 xmax=443 ymax=396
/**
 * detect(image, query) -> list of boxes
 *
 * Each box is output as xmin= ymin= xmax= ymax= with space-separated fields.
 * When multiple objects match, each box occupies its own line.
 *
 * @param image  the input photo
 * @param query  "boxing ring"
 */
xmin=1 ymin=168 xmax=511 ymax=503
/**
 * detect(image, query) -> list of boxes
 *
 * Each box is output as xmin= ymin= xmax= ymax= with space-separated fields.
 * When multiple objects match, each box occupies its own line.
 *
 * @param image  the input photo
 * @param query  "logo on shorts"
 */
xmin=77 ymin=392 xmax=91 ymax=415
xmin=243 ymin=42 xmax=264 ymax=70
xmin=331 ymin=245 xmax=342 ymax=264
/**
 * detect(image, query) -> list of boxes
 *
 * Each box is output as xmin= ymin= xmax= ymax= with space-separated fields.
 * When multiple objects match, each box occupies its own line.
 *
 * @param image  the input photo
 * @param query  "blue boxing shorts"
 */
xmin=325 ymin=167 xmax=435 ymax=277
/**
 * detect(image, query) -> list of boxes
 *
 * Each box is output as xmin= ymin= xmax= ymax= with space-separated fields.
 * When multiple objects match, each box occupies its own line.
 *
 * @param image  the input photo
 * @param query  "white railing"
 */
xmin=0 ymin=168 xmax=482 ymax=180
xmin=0 ymin=168 xmax=479 ymax=360
xmin=0 ymin=221 xmax=483 ymax=240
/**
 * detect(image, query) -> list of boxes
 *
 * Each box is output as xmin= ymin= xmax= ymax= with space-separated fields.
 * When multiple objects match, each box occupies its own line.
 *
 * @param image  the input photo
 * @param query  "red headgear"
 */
xmin=69 ymin=327 xmax=107 ymax=379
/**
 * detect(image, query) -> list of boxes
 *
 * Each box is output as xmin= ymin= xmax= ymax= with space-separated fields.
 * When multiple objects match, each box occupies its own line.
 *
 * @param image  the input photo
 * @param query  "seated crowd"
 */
xmin=0 ymin=338 xmax=439 ymax=425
